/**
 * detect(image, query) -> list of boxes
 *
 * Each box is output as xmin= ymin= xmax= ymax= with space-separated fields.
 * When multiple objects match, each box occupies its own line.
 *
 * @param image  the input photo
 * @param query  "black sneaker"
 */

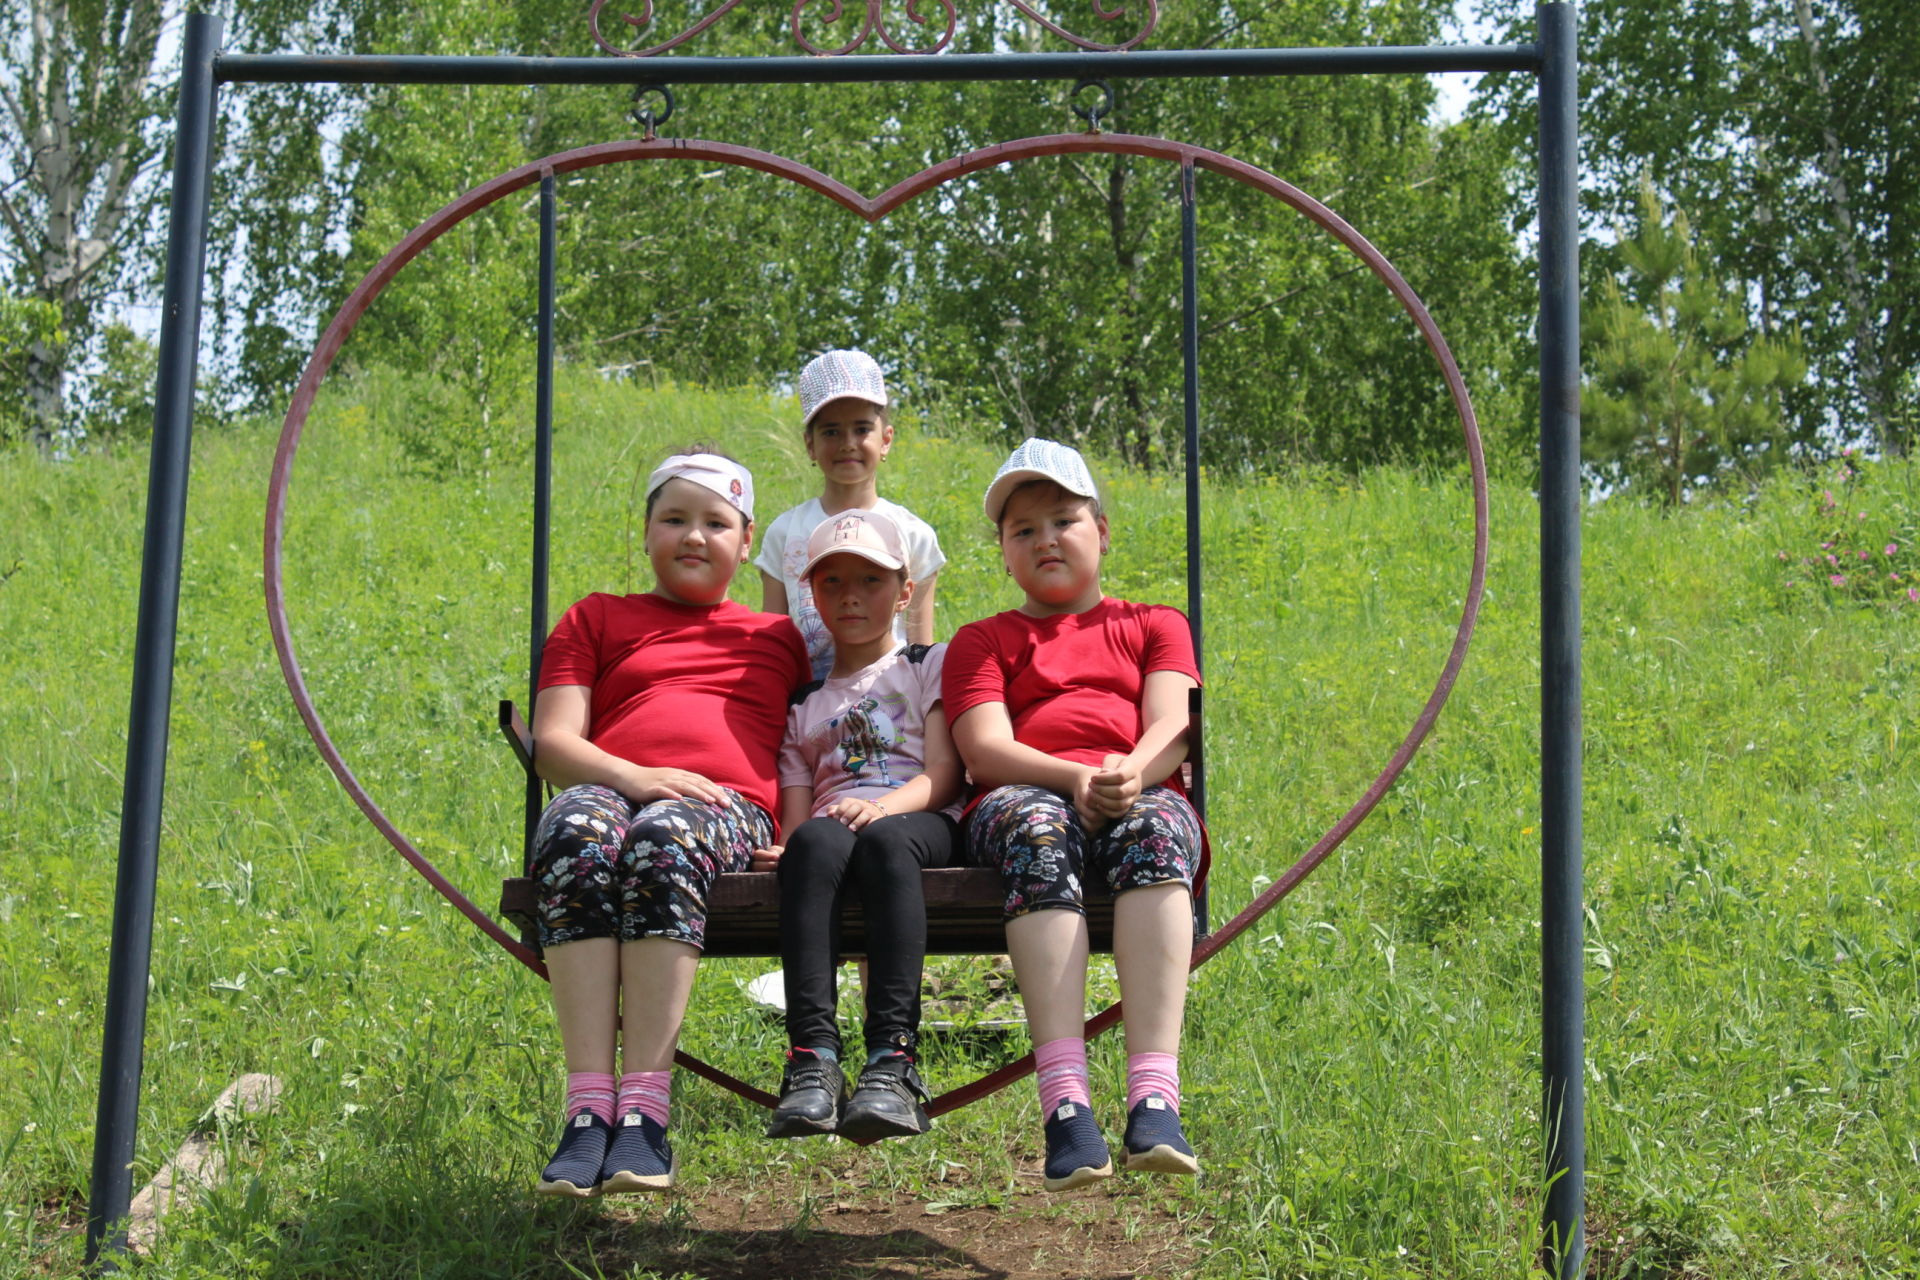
xmin=1041 ymin=1101 xmax=1112 ymax=1191
xmin=599 ymin=1110 xmax=676 ymax=1193
xmin=765 ymin=1048 xmax=846 ymax=1139
xmin=837 ymin=1052 xmax=931 ymax=1142
xmin=1121 ymin=1093 xmax=1198 ymax=1176
xmin=536 ymin=1110 xmax=609 ymax=1197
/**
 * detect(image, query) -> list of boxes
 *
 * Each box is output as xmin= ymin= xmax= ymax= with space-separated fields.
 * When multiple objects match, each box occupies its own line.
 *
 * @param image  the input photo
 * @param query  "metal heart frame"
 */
xmin=263 ymin=131 xmax=1488 ymax=1118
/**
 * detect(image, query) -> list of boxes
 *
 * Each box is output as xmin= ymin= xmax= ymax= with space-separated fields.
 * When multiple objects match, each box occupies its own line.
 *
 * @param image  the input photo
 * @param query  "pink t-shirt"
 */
xmin=538 ymin=592 xmax=809 ymax=831
xmin=778 ymin=644 xmax=961 ymax=820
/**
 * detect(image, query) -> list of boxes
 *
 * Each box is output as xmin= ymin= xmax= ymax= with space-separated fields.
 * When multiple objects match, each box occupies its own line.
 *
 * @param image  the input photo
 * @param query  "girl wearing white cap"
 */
xmin=945 ymin=438 xmax=1205 ymax=1191
xmin=754 ymin=507 xmax=963 ymax=1142
xmin=757 ymin=349 xmax=947 ymax=680
xmin=525 ymin=446 xmax=809 ymax=1197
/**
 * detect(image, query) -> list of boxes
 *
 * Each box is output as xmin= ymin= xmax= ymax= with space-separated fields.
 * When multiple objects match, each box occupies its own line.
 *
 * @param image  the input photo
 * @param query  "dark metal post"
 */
xmin=1536 ymin=4 xmax=1584 ymax=1276
xmin=85 ymin=13 xmax=223 ymax=1266
xmin=1178 ymin=159 xmax=1208 ymax=938
xmin=524 ymin=172 xmax=557 ymax=866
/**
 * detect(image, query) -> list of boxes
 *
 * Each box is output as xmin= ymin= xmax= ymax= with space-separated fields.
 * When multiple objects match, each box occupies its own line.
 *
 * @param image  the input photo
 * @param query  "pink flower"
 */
xmin=1830 ymin=574 xmax=1847 ymax=586
xmin=1887 ymin=543 xmax=1899 ymax=556
xmin=1909 ymin=588 xmax=1920 ymax=604
xmin=1827 ymin=554 xmax=1839 ymax=566
xmin=1822 ymin=541 xmax=1833 ymax=549
xmin=1777 ymin=550 xmax=1790 ymax=561
xmin=1859 ymin=550 xmax=1871 ymax=560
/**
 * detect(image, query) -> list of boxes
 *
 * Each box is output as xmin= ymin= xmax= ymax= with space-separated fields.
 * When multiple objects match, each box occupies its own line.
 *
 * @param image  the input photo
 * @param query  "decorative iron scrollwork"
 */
xmin=588 ymin=0 xmax=1158 ymax=57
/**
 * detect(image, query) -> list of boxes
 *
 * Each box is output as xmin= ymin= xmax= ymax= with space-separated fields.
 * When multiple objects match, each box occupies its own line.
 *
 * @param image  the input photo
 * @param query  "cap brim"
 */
xmin=803 ymin=392 xmax=890 ymax=428
xmin=801 ymin=546 xmax=908 ymax=580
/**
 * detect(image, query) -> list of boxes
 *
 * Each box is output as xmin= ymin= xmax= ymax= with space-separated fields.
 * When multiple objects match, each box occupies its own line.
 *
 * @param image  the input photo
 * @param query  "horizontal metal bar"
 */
xmin=216 ymin=44 xmax=1540 ymax=87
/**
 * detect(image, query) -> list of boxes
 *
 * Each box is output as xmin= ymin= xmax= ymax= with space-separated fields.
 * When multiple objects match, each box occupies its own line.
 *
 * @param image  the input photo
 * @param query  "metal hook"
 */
xmin=1069 ymin=78 xmax=1114 ymax=132
xmin=630 ymin=84 xmax=676 ymax=139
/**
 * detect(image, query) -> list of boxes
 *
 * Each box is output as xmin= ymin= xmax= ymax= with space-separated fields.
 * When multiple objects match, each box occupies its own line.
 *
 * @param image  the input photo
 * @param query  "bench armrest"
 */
xmin=498 ymin=699 xmax=535 ymax=777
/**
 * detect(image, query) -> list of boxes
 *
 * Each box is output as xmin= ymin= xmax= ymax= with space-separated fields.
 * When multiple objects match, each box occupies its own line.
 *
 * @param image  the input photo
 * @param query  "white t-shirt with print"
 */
xmin=755 ymin=496 xmax=946 ymax=680
xmin=777 ymin=643 xmax=962 ymax=821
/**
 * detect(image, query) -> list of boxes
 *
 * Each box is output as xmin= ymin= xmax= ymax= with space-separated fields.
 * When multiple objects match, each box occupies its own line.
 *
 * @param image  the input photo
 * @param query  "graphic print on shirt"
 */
xmin=807 ymin=690 xmax=911 ymax=789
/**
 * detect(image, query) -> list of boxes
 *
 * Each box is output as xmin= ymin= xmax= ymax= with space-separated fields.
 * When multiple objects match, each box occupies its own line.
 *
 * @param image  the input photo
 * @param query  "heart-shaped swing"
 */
xmin=264 ymin=128 xmax=1487 ymax=1119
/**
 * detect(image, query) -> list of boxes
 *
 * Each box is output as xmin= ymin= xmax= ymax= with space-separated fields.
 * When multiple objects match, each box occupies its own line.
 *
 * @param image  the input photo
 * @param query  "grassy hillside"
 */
xmin=1 ymin=378 xmax=1915 ymax=1278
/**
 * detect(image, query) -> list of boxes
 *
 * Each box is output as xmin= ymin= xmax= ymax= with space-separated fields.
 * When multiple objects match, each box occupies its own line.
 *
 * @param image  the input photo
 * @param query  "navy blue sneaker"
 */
xmin=1041 ymin=1101 xmax=1112 ymax=1191
xmin=536 ymin=1111 xmax=609 ymax=1197
xmin=1121 ymin=1094 xmax=1198 ymax=1176
xmin=599 ymin=1110 xmax=676 ymax=1193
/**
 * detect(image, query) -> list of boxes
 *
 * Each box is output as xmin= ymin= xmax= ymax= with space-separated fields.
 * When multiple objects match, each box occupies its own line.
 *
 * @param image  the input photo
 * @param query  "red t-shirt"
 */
xmin=943 ymin=597 xmax=1200 ymax=780
xmin=537 ymin=593 xmax=808 ymax=832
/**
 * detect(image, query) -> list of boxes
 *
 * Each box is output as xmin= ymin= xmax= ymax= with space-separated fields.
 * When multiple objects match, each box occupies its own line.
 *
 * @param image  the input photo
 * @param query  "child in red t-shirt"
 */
xmin=945 ymin=438 xmax=1204 ymax=1192
xmin=527 ymin=448 xmax=808 ymax=1197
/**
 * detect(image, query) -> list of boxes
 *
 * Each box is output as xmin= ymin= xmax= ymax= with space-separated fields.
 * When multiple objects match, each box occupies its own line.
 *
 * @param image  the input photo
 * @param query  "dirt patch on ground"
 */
xmin=569 ymin=1180 xmax=1208 ymax=1280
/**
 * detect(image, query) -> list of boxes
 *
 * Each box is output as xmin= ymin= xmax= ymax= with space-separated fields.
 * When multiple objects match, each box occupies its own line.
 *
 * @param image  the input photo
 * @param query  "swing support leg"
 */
xmin=1537 ymin=5 xmax=1585 ymax=1278
xmin=85 ymin=14 xmax=223 ymax=1268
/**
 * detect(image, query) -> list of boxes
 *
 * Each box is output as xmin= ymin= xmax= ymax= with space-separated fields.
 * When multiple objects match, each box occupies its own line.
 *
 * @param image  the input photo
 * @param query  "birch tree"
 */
xmin=0 ymin=0 xmax=169 ymax=450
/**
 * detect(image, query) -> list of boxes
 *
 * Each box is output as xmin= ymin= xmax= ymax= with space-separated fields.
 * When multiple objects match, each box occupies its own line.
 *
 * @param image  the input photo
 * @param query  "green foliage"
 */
xmin=0 ymin=294 xmax=64 ymax=446
xmin=1582 ymin=184 xmax=1806 ymax=505
xmin=207 ymin=0 xmax=1531 ymax=479
xmin=2 ymin=386 xmax=1917 ymax=1276
xmin=1475 ymin=0 xmax=1920 ymax=455
xmin=75 ymin=323 xmax=160 ymax=447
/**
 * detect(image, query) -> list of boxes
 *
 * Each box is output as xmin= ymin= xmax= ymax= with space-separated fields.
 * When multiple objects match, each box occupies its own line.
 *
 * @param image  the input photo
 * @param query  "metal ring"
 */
xmin=1069 ymin=78 xmax=1114 ymax=130
xmin=630 ymin=83 xmax=676 ymax=136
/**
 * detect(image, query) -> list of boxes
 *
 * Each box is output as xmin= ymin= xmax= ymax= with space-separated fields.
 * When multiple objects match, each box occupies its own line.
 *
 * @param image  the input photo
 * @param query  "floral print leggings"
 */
xmin=530 ymin=783 xmax=771 ymax=950
xmin=964 ymin=783 xmax=1201 ymax=919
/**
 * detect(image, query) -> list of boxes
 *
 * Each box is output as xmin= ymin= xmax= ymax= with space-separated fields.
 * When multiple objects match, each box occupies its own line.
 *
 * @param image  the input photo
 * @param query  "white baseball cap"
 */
xmin=798 ymin=349 xmax=889 ymax=427
xmin=983 ymin=437 xmax=1099 ymax=522
xmin=800 ymin=507 xmax=909 ymax=579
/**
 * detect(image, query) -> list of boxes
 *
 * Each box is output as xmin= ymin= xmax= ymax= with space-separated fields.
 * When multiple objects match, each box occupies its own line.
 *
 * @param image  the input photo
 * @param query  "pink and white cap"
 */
xmin=800 ymin=507 xmax=909 ymax=580
xmin=646 ymin=452 xmax=754 ymax=520
xmin=983 ymin=437 xmax=1098 ymax=521
xmin=798 ymin=349 xmax=889 ymax=427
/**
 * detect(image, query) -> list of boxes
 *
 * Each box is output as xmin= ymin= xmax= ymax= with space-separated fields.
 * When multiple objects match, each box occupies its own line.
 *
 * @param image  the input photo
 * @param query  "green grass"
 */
xmin=1 ymin=376 xmax=1916 ymax=1277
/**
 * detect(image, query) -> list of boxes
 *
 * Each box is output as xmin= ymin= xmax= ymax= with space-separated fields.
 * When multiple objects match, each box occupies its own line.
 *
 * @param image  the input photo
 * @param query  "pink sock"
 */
xmin=1035 ymin=1038 xmax=1091 ymax=1114
xmin=617 ymin=1070 xmax=672 ymax=1128
xmin=566 ymin=1072 xmax=616 ymax=1124
xmin=1127 ymin=1052 xmax=1181 ymax=1112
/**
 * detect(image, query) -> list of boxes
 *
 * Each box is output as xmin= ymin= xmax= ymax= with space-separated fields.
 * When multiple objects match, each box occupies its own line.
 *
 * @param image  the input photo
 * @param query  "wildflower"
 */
xmin=1830 ymin=574 xmax=1847 ymax=587
xmin=1887 ymin=543 xmax=1899 ymax=556
xmin=1827 ymin=554 xmax=1839 ymax=566
xmin=1777 ymin=550 xmax=1790 ymax=562
xmin=1859 ymin=550 xmax=1870 ymax=560
xmin=1822 ymin=492 xmax=1835 ymax=508
xmin=1909 ymin=588 xmax=1920 ymax=604
xmin=1821 ymin=541 xmax=1833 ymax=549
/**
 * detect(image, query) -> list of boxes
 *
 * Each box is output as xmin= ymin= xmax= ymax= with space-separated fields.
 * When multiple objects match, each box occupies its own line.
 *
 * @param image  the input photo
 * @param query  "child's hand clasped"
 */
xmin=1087 ymin=753 xmax=1143 ymax=818
xmin=750 ymin=844 xmax=784 ymax=870
xmin=824 ymin=795 xmax=890 ymax=831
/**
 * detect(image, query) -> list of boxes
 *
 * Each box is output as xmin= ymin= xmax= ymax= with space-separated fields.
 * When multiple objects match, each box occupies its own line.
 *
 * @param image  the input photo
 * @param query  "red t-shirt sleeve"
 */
xmin=538 ymin=596 xmax=602 ymax=690
xmin=1141 ymin=605 xmax=1202 ymax=684
xmin=941 ymin=620 xmax=1007 ymax=725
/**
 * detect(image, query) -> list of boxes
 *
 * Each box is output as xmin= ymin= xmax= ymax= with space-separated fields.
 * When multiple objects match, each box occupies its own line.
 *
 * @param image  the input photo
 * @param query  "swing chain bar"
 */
xmin=1069 ymin=77 xmax=1114 ymax=131
xmin=630 ymin=83 xmax=675 ymax=137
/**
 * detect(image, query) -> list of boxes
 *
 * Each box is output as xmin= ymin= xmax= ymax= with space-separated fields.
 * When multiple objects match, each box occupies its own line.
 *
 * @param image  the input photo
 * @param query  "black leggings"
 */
xmin=778 ymin=812 xmax=959 ymax=1056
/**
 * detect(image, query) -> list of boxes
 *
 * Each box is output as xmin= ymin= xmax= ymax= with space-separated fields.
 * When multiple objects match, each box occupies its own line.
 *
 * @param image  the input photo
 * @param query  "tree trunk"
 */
xmin=1791 ymin=0 xmax=1890 ymax=448
xmin=24 ymin=338 xmax=63 ymax=452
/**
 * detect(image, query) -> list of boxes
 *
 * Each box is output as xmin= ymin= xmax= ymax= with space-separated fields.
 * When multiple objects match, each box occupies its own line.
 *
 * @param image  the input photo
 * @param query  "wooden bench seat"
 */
xmin=498 ymin=867 xmax=1113 ymax=958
